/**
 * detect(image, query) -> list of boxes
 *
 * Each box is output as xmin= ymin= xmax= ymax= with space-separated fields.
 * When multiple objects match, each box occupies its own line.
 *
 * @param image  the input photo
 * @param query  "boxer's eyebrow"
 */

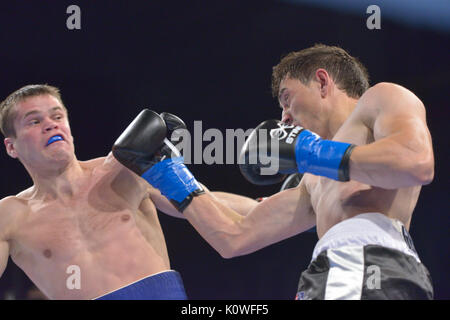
xmin=278 ymin=88 xmax=288 ymax=108
xmin=48 ymin=106 xmax=65 ymax=115
xmin=278 ymin=88 xmax=286 ymax=101
xmin=23 ymin=106 xmax=64 ymax=120
xmin=22 ymin=110 xmax=40 ymax=120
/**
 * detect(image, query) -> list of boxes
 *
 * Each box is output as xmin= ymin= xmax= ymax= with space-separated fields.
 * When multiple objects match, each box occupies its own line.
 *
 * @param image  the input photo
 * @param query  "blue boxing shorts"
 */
xmin=94 ymin=270 xmax=187 ymax=300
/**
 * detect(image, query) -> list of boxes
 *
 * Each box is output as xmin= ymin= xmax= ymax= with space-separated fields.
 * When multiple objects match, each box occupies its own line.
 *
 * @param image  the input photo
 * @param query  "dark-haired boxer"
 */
xmin=0 ymin=85 xmax=188 ymax=299
xmin=137 ymin=45 xmax=435 ymax=299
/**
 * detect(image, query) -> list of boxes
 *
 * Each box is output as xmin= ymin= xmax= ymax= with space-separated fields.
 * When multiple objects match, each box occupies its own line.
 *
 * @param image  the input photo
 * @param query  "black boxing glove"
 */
xmin=112 ymin=109 xmax=204 ymax=212
xmin=239 ymin=120 xmax=355 ymax=184
xmin=238 ymin=121 xmax=288 ymax=185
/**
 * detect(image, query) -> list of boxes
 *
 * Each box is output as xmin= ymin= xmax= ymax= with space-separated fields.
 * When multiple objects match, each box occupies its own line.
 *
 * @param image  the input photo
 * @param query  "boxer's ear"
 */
xmin=4 ymin=138 xmax=18 ymax=158
xmin=314 ymin=68 xmax=331 ymax=98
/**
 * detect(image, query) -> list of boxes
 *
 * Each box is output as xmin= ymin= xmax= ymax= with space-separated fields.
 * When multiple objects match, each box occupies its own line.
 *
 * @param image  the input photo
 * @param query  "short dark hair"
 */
xmin=272 ymin=44 xmax=370 ymax=99
xmin=0 ymin=84 xmax=66 ymax=138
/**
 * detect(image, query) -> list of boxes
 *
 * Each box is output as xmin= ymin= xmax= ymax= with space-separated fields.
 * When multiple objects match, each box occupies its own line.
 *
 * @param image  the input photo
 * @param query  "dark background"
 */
xmin=0 ymin=1 xmax=448 ymax=299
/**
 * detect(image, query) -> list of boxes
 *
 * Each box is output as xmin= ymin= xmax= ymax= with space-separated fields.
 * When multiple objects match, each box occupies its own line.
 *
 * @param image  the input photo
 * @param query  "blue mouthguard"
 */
xmin=46 ymin=135 xmax=63 ymax=146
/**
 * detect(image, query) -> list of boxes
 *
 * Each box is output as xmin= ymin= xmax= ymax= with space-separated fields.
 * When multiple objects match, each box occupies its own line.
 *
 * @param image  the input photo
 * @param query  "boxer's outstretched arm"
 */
xmin=208 ymin=192 xmax=259 ymax=217
xmin=349 ymin=83 xmax=434 ymax=189
xmin=149 ymin=185 xmax=257 ymax=218
xmin=183 ymin=180 xmax=315 ymax=258
xmin=112 ymin=109 xmax=315 ymax=257
xmin=0 ymin=241 xmax=8 ymax=278
xmin=0 ymin=198 xmax=12 ymax=278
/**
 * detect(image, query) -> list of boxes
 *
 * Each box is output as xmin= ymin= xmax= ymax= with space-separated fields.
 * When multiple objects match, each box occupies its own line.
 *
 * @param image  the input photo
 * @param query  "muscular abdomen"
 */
xmin=311 ymin=176 xmax=421 ymax=238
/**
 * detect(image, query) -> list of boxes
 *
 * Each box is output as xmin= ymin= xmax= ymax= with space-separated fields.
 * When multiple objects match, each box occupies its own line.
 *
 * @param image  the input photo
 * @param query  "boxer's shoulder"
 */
xmin=354 ymin=82 xmax=425 ymax=127
xmin=362 ymin=82 xmax=424 ymax=107
xmin=358 ymin=82 xmax=424 ymax=112
xmin=0 ymin=195 xmax=28 ymax=240
xmin=86 ymin=152 xmax=126 ymax=172
xmin=78 ymin=156 xmax=108 ymax=169
xmin=1 ymin=193 xmax=29 ymax=211
xmin=78 ymin=154 xmax=125 ymax=176
xmin=81 ymin=154 xmax=149 ymax=195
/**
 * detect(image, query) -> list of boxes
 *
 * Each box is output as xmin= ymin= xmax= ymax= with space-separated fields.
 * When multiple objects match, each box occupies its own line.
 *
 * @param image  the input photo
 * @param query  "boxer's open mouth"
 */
xmin=46 ymin=135 xmax=64 ymax=146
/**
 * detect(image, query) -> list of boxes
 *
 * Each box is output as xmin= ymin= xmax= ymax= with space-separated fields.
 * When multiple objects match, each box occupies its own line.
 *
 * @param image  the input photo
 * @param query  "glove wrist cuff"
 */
xmin=142 ymin=157 xmax=204 ymax=212
xmin=295 ymin=130 xmax=355 ymax=181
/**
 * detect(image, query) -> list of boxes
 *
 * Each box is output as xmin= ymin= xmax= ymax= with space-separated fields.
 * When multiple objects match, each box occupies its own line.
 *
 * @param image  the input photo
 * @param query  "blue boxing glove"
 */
xmin=112 ymin=109 xmax=204 ymax=212
xmin=239 ymin=120 xmax=355 ymax=183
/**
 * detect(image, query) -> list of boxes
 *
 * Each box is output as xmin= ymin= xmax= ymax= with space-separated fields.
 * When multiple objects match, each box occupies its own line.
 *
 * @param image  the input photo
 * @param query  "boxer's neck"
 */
xmin=27 ymin=158 xmax=89 ymax=201
xmin=324 ymin=93 xmax=358 ymax=140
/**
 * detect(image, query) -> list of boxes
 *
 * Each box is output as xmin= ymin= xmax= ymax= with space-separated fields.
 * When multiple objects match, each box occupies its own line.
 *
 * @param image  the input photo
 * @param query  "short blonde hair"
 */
xmin=0 ymin=84 xmax=66 ymax=138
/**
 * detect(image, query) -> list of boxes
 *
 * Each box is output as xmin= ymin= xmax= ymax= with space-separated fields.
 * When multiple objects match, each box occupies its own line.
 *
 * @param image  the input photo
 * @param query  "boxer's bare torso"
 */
xmin=183 ymin=82 xmax=432 ymax=257
xmin=0 ymin=155 xmax=170 ymax=299
xmin=305 ymin=169 xmax=419 ymax=240
xmin=303 ymin=104 xmax=420 ymax=238
xmin=285 ymin=81 xmax=428 ymax=239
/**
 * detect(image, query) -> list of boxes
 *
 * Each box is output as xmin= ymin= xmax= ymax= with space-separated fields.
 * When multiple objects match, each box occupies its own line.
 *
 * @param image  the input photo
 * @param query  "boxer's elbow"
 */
xmin=400 ymin=153 xmax=434 ymax=186
xmin=219 ymin=247 xmax=239 ymax=259
xmin=413 ymin=157 xmax=434 ymax=185
xmin=217 ymin=236 xmax=246 ymax=259
xmin=213 ymin=231 xmax=250 ymax=259
xmin=409 ymin=144 xmax=435 ymax=185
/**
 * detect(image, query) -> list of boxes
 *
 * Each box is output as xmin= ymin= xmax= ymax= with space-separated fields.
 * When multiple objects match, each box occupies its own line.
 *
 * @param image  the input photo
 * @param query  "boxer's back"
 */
xmin=0 ymin=156 xmax=171 ymax=299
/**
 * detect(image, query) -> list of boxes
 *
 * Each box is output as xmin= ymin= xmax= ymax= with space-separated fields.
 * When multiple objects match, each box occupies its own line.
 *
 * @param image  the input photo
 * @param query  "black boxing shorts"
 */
xmin=295 ymin=213 xmax=433 ymax=300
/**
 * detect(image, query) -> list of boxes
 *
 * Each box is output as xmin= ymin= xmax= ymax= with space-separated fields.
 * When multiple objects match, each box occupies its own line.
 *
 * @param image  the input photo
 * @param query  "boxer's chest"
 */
xmin=304 ymin=118 xmax=376 ymax=210
xmin=10 ymin=168 xmax=147 ymax=263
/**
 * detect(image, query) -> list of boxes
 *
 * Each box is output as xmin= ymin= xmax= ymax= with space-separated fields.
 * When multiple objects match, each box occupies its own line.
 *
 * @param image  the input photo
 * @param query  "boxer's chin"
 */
xmin=47 ymin=146 xmax=75 ymax=164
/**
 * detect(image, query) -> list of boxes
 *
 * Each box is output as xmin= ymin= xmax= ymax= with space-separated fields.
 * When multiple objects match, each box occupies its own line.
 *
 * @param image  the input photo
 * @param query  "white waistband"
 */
xmin=312 ymin=213 xmax=420 ymax=263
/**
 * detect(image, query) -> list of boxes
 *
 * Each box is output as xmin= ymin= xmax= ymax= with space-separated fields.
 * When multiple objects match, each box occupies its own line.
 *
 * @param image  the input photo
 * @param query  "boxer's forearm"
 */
xmin=184 ymin=187 xmax=315 ymax=258
xmin=184 ymin=193 xmax=245 ymax=258
xmin=209 ymin=192 xmax=259 ymax=217
xmin=148 ymin=187 xmax=185 ymax=219
xmin=349 ymin=135 xmax=434 ymax=189
xmin=150 ymin=185 xmax=258 ymax=219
